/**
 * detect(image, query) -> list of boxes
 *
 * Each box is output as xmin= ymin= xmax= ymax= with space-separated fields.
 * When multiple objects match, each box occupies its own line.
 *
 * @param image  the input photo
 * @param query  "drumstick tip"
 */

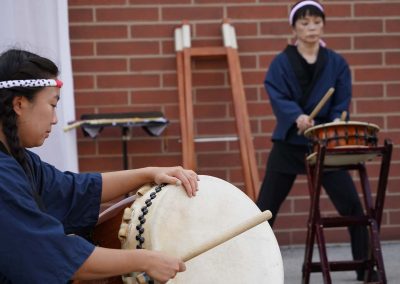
xmin=136 ymin=272 xmax=150 ymax=284
xmin=263 ymin=210 xmax=273 ymax=221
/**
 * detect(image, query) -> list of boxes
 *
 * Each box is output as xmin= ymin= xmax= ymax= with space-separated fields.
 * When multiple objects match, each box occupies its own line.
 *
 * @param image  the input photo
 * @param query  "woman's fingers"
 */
xmin=154 ymin=167 xmax=199 ymax=197
xmin=145 ymin=251 xmax=185 ymax=283
xmin=176 ymin=168 xmax=198 ymax=197
xmin=178 ymin=261 xmax=186 ymax=272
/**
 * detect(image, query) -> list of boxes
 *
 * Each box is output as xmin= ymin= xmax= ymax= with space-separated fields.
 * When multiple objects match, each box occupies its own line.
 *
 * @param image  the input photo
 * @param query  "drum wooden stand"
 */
xmin=175 ymin=21 xmax=259 ymax=200
xmin=302 ymin=140 xmax=393 ymax=284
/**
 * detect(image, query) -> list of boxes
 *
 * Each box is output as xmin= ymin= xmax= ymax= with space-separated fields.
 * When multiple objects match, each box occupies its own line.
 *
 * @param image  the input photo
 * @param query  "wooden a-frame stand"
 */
xmin=175 ymin=20 xmax=259 ymax=200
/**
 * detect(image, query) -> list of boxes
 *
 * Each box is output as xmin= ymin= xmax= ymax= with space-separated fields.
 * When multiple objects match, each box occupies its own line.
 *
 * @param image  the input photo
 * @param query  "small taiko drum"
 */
xmin=304 ymin=121 xmax=380 ymax=152
xmin=118 ymin=175 xmax=283 ymax=284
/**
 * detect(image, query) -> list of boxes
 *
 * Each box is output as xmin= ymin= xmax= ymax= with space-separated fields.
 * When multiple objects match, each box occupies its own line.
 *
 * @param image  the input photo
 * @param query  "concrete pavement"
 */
xmin=281 ymin=241 xmax=400 ymax=283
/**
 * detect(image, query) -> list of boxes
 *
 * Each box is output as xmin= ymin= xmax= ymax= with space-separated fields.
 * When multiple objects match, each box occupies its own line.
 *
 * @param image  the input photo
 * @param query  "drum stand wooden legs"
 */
xmin=302 ymin=140 xmax=393 ymax=284
xmin=174 ymin=21 xmax=259 ymax=200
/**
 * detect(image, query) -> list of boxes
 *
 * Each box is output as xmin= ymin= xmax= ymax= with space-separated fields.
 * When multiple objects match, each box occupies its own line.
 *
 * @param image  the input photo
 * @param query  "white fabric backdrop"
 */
xmin=0 ymin=0 xmax=78 ymax=172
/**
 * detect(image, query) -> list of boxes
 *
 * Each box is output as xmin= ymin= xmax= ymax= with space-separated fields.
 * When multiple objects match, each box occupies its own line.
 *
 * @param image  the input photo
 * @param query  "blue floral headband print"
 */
xmin=0 ymin=79 xmax=63 ymax=89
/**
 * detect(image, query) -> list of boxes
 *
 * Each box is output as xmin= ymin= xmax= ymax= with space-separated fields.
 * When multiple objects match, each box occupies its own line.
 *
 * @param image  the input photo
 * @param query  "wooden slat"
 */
xmin=189 ymin=46 xmax=227 ymax=57
xmin=226 ymin=47 xmax=259 ymax=200
xmin=175 ymin=23 xmax=259 ymax=200
xmin=176 ymin=51 xmax=191 ymax=169
xmin=182 ymin=48 xmax=196 ymax=170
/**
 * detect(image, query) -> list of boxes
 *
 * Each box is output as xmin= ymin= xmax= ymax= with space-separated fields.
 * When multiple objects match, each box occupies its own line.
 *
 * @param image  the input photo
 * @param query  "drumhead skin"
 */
xmin=119 ymin=175 xmax=284 ymax=284
xmin=304 ymin=121 xmax=380 ymax=138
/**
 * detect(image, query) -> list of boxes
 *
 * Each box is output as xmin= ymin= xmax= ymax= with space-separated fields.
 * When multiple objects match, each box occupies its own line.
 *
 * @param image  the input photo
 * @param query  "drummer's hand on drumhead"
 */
xmin=296 ymin=114 xmax=314 ymax=133
xmin=153 ymin=166 xmax=199 ymax=197
xmin=144 ymin=250 xmax=186 ymax=283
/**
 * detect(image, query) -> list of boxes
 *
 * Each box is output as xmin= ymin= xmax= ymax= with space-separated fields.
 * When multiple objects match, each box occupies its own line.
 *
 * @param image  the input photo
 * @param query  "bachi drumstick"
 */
xmin=298 ymin=87 xmax=335 ymax=135
xmin=135 ymin=210 xmax=273 ymax=284
xmin=340 ymin=110 xmax=347 ymax=121
xmin=308 ymin=87 xmax=335 ymax=121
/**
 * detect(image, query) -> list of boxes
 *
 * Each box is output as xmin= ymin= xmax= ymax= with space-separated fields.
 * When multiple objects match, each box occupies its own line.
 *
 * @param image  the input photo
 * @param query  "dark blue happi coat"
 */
xmin=265 ymin=46 xmax=352 ymax=145
xmin=0 ymin=149 xmax=102 ymax=283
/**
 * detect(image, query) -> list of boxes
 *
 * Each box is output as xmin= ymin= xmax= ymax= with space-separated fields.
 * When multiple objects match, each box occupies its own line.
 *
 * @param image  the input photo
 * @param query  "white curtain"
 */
xmin=0 ymin=0 xmax=78 ymax=172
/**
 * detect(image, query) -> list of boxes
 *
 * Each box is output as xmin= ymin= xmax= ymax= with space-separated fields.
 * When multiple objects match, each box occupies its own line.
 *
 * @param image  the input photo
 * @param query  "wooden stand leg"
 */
xmin=316 ymin=225 xmax=332 ymax=284
xmin=174 ymin=21 xmax=260 ymax=200
xmin=182 ymin=48 xmax=196 ymax=170
xmin=176 ymin=51 xmax=190 ymax=169
xmin=303 ymin=162 xmax=316 ymax=284
xmin=303 ymin=145 xmax=332 ymax=284
xmin=226 ymin=47 xmax=259 ymax=200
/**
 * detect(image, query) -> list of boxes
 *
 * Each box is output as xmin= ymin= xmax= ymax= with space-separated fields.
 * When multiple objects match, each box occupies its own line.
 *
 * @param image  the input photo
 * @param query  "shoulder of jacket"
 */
xmin=324 ymin=47 xmax=347 ymax=64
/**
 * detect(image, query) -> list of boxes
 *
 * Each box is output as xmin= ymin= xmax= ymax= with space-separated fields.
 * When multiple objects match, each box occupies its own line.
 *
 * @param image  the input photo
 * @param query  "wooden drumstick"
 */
xmin=308 ymin=87 xmax=335 ymax=121
xmin=181 ymin=209 xmax=272 ymax=261
xmin=135 ymin=210 xmax=273 ymax=284
xmin=340 ymin=110 xmax=347 ymax=121
xmin=298 ymin=87 xmax=335 ymax=135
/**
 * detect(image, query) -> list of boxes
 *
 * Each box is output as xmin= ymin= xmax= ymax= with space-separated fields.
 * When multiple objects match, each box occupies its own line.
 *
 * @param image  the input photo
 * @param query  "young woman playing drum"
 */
xmin=0 ymin=49 xmax=198 ymax=283
xmin=256 ymin=1 xmax=375 ymax=281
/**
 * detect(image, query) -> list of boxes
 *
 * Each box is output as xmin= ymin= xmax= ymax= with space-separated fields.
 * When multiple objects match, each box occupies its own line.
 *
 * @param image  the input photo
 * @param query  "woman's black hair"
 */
xmin=0 ymin=49 xmax=59 ymax=172
xmin=291 ymin=3 xmax=326 ymax=27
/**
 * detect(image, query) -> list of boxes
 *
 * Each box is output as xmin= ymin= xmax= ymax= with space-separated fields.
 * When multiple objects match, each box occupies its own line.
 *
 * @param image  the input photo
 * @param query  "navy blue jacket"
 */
xmin=265 ymin=46 xmax=351 ymax=145
xmin=0 ymin=149 xmax=102 ymax=283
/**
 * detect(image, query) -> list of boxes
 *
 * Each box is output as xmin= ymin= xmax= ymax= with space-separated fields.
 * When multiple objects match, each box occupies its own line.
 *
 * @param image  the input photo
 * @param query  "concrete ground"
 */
xmin=281 ymin=241 xmax=400 ymax=283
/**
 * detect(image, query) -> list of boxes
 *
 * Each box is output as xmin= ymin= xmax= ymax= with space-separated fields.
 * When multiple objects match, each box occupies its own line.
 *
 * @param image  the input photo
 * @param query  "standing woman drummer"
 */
xmin=256 ymin=1 xmax=375 ymax=281
xmin=0 ymin=49 xmax=199 ymax=283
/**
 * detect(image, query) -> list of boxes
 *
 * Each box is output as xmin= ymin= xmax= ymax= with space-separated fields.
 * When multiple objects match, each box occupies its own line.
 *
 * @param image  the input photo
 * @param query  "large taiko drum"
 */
xmin=118 ymin=175 xmax=283 ymax=284
xmin=304 ymin=121 xmax=380 ymax=152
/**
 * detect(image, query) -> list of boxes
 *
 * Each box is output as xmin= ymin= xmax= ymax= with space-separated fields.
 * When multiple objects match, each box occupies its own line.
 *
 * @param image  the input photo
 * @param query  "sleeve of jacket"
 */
xmin=265 ymin=55 xmax=304 ymax=139
xmin=26 ymin=151 xmax=102 ymax=234
xmin=0 ymin=162 xmax=95 ymax=283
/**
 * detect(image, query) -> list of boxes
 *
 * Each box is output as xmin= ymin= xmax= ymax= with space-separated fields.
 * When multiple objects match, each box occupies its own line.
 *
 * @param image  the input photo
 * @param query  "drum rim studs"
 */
xmin=135 ymin=183 xmax=166 ymax=249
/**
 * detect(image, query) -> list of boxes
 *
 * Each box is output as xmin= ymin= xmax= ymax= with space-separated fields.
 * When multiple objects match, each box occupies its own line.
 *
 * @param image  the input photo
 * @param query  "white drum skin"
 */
xmin=119 ymin=175 xmax=284 ymax=284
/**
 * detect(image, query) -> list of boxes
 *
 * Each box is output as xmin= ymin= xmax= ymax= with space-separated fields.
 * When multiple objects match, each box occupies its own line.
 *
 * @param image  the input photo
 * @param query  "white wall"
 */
xmin=0 ymin=0 xmax=78 ymax=172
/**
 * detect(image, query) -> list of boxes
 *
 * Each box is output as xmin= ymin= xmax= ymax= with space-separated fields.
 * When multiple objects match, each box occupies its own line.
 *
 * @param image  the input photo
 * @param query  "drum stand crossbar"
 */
xmin=174 ymin=20 xmax=259 ymax=200
xmin=302 ymin=140 xmax=393 ymax=284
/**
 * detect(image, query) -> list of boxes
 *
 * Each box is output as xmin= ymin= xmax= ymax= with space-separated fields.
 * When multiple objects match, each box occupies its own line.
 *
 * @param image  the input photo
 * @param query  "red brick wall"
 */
xmin=68 ymin=0 xmax=400 ymax=246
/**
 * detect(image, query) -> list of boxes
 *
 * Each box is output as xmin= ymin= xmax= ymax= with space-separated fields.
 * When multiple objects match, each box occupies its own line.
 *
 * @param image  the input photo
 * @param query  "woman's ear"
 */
xmin=12 ymin=96 xmax=26 ymax=116
xmin=292 ymin=26 xmax=297 ymax=36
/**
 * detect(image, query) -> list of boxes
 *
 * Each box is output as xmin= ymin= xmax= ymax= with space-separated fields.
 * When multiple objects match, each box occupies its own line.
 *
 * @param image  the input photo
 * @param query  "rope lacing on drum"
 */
xmin=135 ymin=183 xmax=166 ymax=249
xmin=365 ymin=125 xmax=378 ymax=146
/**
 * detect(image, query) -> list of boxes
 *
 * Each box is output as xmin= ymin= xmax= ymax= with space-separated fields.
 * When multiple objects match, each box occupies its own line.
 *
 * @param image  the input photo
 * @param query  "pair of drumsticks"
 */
xmin=135 ymin=210 xmax=272 ymax=283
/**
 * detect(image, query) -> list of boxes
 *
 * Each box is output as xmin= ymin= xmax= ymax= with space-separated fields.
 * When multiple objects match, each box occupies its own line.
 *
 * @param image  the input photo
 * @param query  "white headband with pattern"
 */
xmin=289 ymin=1 xmax=324 ymax=25
xmin=0 ymin=79 xmax=63 ymax=89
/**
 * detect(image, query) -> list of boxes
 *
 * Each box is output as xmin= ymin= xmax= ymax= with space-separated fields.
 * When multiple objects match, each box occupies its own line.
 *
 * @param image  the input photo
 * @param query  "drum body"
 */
xmin=119 ymin=175 xmax=283 ymax=284
xmin=304 ymin=121 xmax=379 ymax=152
